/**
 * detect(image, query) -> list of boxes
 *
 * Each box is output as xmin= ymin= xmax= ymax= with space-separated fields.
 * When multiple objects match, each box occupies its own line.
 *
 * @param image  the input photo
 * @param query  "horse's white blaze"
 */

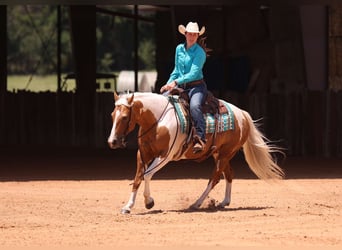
xmin=108 ymin=109 xmax=120 ymax=143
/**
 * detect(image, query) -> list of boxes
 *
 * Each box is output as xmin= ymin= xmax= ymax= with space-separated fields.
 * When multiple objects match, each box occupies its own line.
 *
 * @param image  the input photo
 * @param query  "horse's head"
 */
xmin=108 ymin=92 xmax=135 ymax=149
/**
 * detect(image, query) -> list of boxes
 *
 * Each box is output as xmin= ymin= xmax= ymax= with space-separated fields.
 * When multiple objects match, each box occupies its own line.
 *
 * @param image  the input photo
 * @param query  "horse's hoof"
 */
xmin=189 ymin=204 xmax=200 ymax=210
xmin=217 ymin=202 xmax=230 ymax=209
xmin=145 ymin=199 xmax=155 ymax=209
xmin=121 ymin=208 xmax=131 ymax=214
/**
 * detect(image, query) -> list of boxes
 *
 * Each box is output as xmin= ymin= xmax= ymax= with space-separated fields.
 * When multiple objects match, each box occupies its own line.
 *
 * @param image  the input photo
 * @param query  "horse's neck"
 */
xmin=134 ymin=94 xmax=169 ymax=128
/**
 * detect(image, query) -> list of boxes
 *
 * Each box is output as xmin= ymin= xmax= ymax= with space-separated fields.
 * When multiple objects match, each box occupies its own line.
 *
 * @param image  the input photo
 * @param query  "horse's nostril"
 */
xmin=108 ymin=136 xmax=126 ymax=149
xmin=108 ymin=139 xmax=116 ymax=148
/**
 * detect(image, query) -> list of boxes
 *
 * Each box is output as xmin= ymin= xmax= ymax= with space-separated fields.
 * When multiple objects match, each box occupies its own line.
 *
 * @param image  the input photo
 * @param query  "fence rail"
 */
xmin=1 ymin=90 xmax=341 ymax=157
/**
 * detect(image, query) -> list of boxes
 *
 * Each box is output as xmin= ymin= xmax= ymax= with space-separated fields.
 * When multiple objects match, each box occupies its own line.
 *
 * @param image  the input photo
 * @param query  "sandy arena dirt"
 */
xmin=0 ymin=148 xmax=341 ymax=248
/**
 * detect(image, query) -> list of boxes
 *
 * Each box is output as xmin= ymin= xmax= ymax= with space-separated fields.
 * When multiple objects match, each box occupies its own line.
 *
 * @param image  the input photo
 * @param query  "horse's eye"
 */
xmin=122 ymin=115 xmax=128 ymax=121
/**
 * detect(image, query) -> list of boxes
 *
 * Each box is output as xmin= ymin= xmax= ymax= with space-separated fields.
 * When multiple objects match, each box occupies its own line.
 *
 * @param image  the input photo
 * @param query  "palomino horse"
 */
xmin=108 ymin=92 xmax=284 ymax=214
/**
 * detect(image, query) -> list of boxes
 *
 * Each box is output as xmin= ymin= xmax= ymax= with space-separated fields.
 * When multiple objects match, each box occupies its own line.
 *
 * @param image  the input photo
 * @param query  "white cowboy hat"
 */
xmin=178 ymin=22 xmax=205 ymax=36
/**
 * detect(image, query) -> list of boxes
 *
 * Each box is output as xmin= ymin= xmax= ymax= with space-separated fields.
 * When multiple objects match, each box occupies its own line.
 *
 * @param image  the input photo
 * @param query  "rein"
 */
xmin=143 ymin=101 xmax=180 ymax=176
xmin=137 ymin=99 xmax=171 ymax=139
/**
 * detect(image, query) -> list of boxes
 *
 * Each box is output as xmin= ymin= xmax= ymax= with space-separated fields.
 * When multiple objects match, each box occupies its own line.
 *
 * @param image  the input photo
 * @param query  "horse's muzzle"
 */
xmin=108 ymin=136 xmax=127 ymax=149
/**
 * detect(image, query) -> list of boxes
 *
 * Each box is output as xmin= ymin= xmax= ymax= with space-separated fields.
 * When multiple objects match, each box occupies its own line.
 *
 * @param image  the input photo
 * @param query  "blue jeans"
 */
xmin=187 ymin=83 xmax=207 ymax=141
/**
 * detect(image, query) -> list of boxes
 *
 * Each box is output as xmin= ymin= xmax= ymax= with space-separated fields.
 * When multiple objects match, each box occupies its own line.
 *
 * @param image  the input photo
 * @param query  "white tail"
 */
xmin=242 ymin=111 xmax=285 ymax=180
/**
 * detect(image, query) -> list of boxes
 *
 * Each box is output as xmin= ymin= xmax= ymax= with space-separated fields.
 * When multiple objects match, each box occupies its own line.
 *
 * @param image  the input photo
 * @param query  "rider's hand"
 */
xmin=160 ymin=81 xmax=177 ymax=93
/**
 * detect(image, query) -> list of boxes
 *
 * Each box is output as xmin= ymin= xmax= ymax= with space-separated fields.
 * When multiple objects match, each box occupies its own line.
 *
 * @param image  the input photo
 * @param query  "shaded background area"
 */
xmin=1 ymin=146 xmax=341 ymax=181
xmin=0 ymin=2 xmax=341 ymax=156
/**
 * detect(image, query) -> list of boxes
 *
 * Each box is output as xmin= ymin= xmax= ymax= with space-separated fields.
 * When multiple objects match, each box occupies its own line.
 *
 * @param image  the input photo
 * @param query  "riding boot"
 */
xmin=193 ymin=135 xmax=206 ymax=153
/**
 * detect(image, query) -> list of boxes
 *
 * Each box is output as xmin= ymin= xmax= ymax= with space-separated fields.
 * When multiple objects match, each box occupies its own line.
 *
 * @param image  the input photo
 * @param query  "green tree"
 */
xmin=7 ymin=5 xmax=72 ymax=75
xmin=138 ymin=39 xmax=155 ymax=70
xmin=7 ymin=5 xmax=155 ymax=76
xmin=96 ymin=10 xmax=156 ymax=72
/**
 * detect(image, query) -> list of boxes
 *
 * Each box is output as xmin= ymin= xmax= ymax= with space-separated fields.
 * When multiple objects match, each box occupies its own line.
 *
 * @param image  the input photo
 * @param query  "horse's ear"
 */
xmin=114 ymin=92 xmax=119 ymax=102
xmin=127 ymin=93 xmax=134 ymax=105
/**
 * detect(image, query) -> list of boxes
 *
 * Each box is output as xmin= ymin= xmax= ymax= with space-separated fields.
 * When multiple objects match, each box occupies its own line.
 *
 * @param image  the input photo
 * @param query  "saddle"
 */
xmin=169 ymin=87 xmax=228 ymax=115
xmin=168 ymin=87 xmax=229 ymax=155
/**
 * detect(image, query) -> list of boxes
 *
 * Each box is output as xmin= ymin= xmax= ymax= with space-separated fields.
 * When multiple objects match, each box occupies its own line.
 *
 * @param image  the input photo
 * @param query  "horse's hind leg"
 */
xmin=190 ymin=179 xmax=217 ymax=210
xmin=190 ymin=154 xmax=234 ymax=210
xmin=190 ymin=157 xmax=226 ymax=209
xmin=218 ymin=161 xmax=234 ymax=208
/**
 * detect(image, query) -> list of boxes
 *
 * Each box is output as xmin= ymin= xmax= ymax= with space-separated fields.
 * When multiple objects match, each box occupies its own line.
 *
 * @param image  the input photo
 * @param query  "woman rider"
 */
xmin=160 ymin=21 xmax=209 ymax=153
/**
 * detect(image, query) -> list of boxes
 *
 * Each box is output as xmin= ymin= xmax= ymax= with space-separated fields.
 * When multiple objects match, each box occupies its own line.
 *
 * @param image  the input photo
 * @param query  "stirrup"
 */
xmin=192 ymin=136 xmax=206 ymax=153
xmin=193 ymin=142 xmax=204 ymax=153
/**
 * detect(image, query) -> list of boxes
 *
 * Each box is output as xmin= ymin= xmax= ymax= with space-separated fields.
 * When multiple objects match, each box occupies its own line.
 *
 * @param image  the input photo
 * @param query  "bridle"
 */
xmin=112 ymin=102 xmax=134 ymax=146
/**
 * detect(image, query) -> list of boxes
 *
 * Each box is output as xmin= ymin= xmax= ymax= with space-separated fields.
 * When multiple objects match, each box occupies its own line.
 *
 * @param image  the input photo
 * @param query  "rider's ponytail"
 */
xmin=198 ymin=36 xmax=212 ymax=57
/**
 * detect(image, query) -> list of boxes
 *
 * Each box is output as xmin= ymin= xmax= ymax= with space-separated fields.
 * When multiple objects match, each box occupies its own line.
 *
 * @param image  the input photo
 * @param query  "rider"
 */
xmin=160 ymin=21 xmax=209 ymax=153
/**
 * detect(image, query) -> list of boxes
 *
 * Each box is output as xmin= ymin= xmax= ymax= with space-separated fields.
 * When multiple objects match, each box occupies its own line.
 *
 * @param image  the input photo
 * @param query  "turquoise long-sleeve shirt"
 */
xmin=167 ymin=42 xmax=206 ymax=86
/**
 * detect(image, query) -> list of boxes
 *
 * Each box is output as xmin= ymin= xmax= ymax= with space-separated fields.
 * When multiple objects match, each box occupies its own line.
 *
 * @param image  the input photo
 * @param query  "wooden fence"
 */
xmin=0 ymin=90 xmax=341 ymax=157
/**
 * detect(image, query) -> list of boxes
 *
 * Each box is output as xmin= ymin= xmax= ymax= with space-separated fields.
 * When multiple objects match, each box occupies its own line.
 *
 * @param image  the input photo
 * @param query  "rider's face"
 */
xmin=185 ymin=32 xmax=199 ymax=48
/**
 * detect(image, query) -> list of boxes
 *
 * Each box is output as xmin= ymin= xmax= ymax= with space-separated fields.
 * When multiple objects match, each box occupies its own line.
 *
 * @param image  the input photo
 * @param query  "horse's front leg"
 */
xmin=143 ymin=175 xmax=154 ymax=209
xmin=143 ymin=156 xmax=169 ymax=210
xmin=121 ymin=150 xmax=144 ymax=214
xmin=121 ymin=191 xmax=138 ymax=214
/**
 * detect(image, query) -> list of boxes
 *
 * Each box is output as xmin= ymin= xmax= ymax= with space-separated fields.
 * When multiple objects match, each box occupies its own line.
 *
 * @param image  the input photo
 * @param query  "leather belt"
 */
xmin=183 ymin=79 xmax=204 ymax=89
